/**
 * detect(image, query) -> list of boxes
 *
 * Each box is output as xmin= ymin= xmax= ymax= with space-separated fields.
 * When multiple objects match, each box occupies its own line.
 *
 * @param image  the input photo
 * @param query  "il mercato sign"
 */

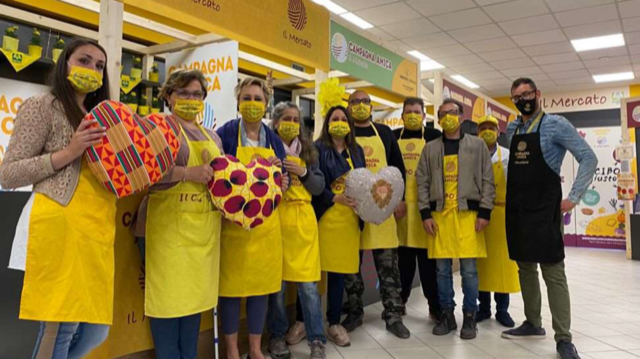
xmin=540 ymin=88 xmax=626 ymax=113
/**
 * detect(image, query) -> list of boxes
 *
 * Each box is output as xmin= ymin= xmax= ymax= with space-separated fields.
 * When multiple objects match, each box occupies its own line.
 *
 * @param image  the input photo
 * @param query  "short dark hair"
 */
xmin=402 ymin=97 xmax=425 ymax=114
xmin=511 ymin=77 xmax=537 ymax=94
xmin=439 ymin=98 xmax=464 ymax=115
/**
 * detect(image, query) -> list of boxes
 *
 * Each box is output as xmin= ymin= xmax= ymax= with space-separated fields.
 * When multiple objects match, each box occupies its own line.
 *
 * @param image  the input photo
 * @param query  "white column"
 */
xmin=433 ymin=71 xmax=444 ymax=131
xmin=99 ymin=0 xmax=124 ymax=101
xmin=314 ymin=69 xmax=328 ymax=140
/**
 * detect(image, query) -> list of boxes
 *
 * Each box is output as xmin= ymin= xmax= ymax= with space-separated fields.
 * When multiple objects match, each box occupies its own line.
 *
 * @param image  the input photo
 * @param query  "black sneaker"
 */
xmin=341 ymin=314 xmax=363 ymax=333
xmin=386 ymin=321 xmax=410 ymax=339
xmin=501 ymin=321 xmax=546 ymax=339
xmin=557 ymin=341 xmax=581 ymax=359
xmin=460 ymin=310 xmax=477 ymax=340
xmin=475 ymin=310 xmax=491 ymax=323
xmin=433 ymin=309 xmax=457 ymax=336
xmin=496 ymin=311 xmax=515 ymax=328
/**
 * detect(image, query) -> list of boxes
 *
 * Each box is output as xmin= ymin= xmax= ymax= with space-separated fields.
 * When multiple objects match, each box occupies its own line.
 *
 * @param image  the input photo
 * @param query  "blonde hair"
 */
xmin=235 ymin=77 xmax=272 ymax=104
xmin=159 ymin=69 xmax=208 ymax=107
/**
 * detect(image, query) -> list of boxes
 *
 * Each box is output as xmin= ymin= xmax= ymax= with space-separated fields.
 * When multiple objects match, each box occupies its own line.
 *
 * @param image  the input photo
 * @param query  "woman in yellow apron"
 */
xmin=309 ymin=105 xmax=365 ymax=347
xmin=0 ymin=40 xmax=116 ymax=359
xmin=476 ymin=116 xmax=520 ymax=328
xmin=392 ymin=97 xmax=441 ymax=321
xmin=132 ymin=70 xmax=224 ymax=359
xmin=216 ymin=78 xmax=287 ymax=359
xmin=265 ymin=102 xmax=327 ymax=359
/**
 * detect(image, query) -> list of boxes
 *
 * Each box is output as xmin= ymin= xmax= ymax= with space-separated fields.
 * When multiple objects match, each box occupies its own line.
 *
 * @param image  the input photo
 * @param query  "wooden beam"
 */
xmin=273 ymin=78 xmax=305 ymax=87
xmin=99 ymin=0 xmax=124 ymax=101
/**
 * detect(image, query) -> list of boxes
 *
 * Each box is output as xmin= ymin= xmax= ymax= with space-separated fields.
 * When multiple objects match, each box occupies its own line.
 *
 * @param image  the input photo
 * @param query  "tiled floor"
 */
xmin=280 ymin=247 xmax=640 ymax=359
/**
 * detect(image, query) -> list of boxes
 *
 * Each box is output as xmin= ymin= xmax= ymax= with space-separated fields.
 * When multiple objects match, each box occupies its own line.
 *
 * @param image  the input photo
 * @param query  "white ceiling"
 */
xmin=334 ymin=0 xmax=640 ymax=96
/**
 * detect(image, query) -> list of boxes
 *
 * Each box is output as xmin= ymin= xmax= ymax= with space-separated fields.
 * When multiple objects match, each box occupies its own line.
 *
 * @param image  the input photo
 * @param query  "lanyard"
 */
xmin=517 ymin=111 xmax=544 ymax=135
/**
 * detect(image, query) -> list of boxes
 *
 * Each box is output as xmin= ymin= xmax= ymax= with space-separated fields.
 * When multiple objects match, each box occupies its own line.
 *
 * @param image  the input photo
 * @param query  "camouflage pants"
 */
xmin=344 ymin=248 xmax=404 ymax=324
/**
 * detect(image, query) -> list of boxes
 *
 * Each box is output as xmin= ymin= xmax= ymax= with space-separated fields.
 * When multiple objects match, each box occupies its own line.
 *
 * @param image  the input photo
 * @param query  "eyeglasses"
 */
xmin=349 ymin=98 xmax=371 ymax=106
xmin=437 ymin=109 xmax=460 ymax=119
xmin=175 ymin=90 xmax=205 ymax=100
xmin=511 ymin=90 xmax=536 ymax=104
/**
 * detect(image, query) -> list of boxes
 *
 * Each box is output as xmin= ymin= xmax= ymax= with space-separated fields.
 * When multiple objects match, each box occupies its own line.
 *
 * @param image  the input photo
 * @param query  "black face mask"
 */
xmin=516 ymin=98 xmax=537 ymax=116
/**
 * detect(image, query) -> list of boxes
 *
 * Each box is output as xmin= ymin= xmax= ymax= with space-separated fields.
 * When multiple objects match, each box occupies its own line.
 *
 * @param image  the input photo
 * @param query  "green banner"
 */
xmin=330 ymin=21 xmax=418 ymax=97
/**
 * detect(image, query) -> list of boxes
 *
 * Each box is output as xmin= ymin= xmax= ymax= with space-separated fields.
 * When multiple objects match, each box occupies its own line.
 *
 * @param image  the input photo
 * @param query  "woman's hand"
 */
xmin=281 ymin=173 xmax=290 ymax=192
xmin=66 ymin=120 xmax=106 ymax=159
xmin=333 ymin=194 xmax=358 ymax=210
xmin=268 ymin=156 xmax=283 ymax=169
xmin=284 ymin=159 xmax=306 ymax=177
xmin=185 ymin=164 xmax=213 ymax=184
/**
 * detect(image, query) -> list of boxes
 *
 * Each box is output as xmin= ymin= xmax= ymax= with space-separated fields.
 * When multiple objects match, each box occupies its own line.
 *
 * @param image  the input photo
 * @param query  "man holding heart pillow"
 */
xmin=342 ymin=90 xmax=410 ymax=339
xmin=416 ymin=98 xmax=495 ymax=340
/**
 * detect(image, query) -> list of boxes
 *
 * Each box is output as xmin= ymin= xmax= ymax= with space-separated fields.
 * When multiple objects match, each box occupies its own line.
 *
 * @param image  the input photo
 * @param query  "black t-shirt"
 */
xmin=393 ymin=126 xmax=442 ymax=143
xmin=355 ymin=122 xmax=406 ymax=184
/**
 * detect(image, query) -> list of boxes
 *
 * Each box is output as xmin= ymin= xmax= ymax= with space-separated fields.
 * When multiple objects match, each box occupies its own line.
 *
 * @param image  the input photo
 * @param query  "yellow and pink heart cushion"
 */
xmin=84 ymin=101 xmax=180 ymax=198
xmin=208 ymin=155 xmax=283 ymax=230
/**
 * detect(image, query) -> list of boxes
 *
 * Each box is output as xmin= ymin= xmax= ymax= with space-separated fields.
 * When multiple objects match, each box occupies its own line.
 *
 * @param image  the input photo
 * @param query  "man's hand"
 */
xmin=561 ymin=199 xmax=576 ymax=213
xmin=475 ymin=218 xmax=489 ymax=232
xmin=422 ymin=219 xmax=437 ymax=236
xmin=394 ymin=201 xmax=407 ymax=219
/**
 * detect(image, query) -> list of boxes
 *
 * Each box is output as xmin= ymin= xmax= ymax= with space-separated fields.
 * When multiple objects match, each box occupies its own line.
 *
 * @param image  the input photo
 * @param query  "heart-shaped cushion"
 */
xmin=345 ymin=166 xmax=404 ymax=225
xmin=84 ymin=101 xmax=180 ymax=198
xmin=208 ymin=154 xmax=283 ymax=230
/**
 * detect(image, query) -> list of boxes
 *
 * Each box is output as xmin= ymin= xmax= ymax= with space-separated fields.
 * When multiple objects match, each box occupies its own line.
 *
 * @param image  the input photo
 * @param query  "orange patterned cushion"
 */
xmin=84 ymin=101 xmax=180 ymax=198
xmin=208 ymin=155 xmax=283 ymax=230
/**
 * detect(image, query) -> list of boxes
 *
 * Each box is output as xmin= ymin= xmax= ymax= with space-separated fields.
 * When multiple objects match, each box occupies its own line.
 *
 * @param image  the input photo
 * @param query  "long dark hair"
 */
xmin=318 ymin=105 xmax=359 ymax=156
xmin=272 ymin=102 xmax=317 ymax=165
xmin=50 ymin=39 xmax=111 ymax=130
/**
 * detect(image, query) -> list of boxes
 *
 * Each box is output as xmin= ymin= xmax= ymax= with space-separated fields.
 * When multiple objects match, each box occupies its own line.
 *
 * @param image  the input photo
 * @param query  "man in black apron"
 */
xmin=502 ymin=78 xmax=597 ymax=359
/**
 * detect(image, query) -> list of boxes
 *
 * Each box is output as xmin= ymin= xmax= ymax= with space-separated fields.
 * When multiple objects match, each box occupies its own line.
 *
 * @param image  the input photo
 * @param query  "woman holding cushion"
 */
xmin=266 ymin=102 xmax=326 ymax=359
xmin=310 ymin=106 xmax=365 ymax=347
xmin=0 ymin=39 xmax=113 ymax=359
xmin=132 ymin=69 xmax=224 ymax=359
xmin=216 ymin=78 xmax=288 ymax=359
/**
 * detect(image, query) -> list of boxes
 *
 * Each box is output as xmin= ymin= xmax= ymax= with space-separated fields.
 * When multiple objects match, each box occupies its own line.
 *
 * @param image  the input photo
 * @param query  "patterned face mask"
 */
xmin=67 ymin=64 xmax=103 ymax=94
xmin=278 ymin=121 xmax=300 ymax=141
xmin=329 ymin=121 xmax=351 ymax=138
xmin=350 ymin=103 xmax=372 ymax=122
xmin=239 ymin=101 xmax=266 ymax=123
xmin=479 ymin=129 xmax=498 ymax=146
xmin=403 ymin=113 xmax=423 ymax=130
xmin=439 ymin=114 xmax=461 ymax=133
xmin=173 ymin=99 xmax=204 ymax=121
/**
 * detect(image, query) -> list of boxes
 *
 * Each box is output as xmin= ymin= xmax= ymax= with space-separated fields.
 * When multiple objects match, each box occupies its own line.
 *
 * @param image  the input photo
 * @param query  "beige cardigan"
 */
xmin=0 ymin=93 xmax=81 ymax=206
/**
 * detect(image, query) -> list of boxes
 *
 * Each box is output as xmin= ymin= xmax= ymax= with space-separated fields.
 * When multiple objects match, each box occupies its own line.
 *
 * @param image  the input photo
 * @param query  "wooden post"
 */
xmin=314 ymin=69 xmax=328 ymax=140
xmin=433 ymin=70 xmax=443 ymax=131
xmin=99 ymin=0 xmax=124 ymax=101
xmin=142 ymin=55 xmax=154 ymax=107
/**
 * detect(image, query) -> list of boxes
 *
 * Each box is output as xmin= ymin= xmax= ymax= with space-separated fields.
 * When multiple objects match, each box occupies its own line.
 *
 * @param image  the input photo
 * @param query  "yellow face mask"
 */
xmin=329 ymin=121 xmax=351 ymax=138
xmin=278 ymin=121 xmax=300 ymax=141
xmin=173 ymin=99 xmax=204 ymax=121
xmin=350 ymin=103 xmax=371 ymax=122
xmin=439 ymin=114 xmax=461 ymax=133
xmin=239 ymin=101 xmax=266 ymax=123
xmin=67 ymin=65 xmax=103 ymax=94
xmin=479 ymin=129 xmax=498 ymax=146
xmin=403 ymin=113 xmax=423 ymax=131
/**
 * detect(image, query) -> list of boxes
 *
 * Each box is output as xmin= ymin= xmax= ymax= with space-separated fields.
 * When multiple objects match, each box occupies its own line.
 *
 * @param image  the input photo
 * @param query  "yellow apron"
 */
xmin=319 ymin=155 xmax=360 ymax=274
xmin=356 ymin=125 xmax=399 ymax=249
xmin=281 ymin=156 xmax=321 ymax=282
xmin=428 ymin=155 xmax=486 ymax=259
xmin=20 ymin=160 xmax=117 ymax=324
xmin=397 ymin=129 xmax=428 ymax=249
xmin=219 ymin=123 xmax=283 ymax=297
xmin=477 ymin=147 xmax=520 ymax=293
xmin=145 ymin=124 xmax=222 ymax=318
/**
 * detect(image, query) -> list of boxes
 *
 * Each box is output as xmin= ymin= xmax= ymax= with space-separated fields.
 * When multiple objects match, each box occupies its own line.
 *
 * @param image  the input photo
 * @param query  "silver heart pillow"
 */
xmin=345 ymin=166 xmax=404 ymax=225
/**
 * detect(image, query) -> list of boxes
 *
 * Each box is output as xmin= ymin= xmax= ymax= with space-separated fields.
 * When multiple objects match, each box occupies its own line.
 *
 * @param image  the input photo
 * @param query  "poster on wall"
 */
xmin=443 ymin=79 xmax=485 ymax=123
xmin=166 ymin=41 xmax=239 ymax=129
xmin=330 ymin=21 xmax=418 ymax=97
xmin=562 ymin=127 xmax=626 ymax=250
xmin=626 ymin=98 xmax=640 ymax=129
xmin=0 ymin=78 xmax=49 ymax=192
xmin=486 ymin=102 xmax=515 ymax=133
xmin=373 ymin=109 xmax=404 ymax=130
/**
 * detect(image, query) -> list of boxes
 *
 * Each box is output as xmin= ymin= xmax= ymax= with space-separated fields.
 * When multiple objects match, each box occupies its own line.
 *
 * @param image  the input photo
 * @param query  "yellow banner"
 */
xmin=121 ymin=75 xmax=142 ymax=94
xmin=0 ymin=49 xmax=40 ymax=72
xmin=125 ymin=0 xmax=330 ymax=71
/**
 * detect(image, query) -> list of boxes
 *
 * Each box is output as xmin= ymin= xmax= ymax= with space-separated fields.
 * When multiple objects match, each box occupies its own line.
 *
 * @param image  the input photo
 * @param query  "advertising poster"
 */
xmin=166 ymin=41 xmax=239 ymax=129
xmin=486 ymin=102 xmax=515 ymax=133
xmin=626 ymin=98 xmax=640 ymax=129
xmin=562 ymin=127 xmax=626 ymax=249
xmin=0 ymin=78 xmax=49 ymax=191
xmin=373 ymin=108 xmax=404 ymax=130
xmin=330 ymin=21 xmax=418 ymax=97
xmin=442 ymin=79 xmax=485 ymax=123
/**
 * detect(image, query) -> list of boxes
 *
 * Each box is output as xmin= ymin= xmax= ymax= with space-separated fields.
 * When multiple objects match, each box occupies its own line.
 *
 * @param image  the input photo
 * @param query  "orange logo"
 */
xmin=364 ymin=146 xmax=374 ymax=157
xmin=288 ymin=0 xmax=308 ymax=31
xmin=445 ymin=161 xmax=456 ymax=173
xmin=406 ymin=142 xmax=416 ymax=152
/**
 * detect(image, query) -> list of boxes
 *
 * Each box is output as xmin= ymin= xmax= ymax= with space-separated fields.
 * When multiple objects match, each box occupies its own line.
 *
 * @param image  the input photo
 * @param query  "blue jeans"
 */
xmin=479 ymin=292 xmax=510 ymax=313
xmin=269 ymin=282 xmax=326 ymax=343
xmin=436 ymin=258 xmax=479 ymax=312
xmin=296 ymin=272 xmax=345 ymax=326
xmin=32 ymin=322 xmax=109 ymax=359
xmin=150 ymin=314 xmax=201 ymax=359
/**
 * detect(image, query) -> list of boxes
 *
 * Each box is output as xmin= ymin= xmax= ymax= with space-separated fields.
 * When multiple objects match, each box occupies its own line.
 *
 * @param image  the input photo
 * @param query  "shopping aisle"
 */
xmin=279 ymin=247 xmax=640 ymax=359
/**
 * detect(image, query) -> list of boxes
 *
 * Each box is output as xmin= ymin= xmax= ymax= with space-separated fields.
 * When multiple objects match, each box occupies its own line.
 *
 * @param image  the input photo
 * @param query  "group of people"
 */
xmin=0 ymin=39 xmax=598 ymax=359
